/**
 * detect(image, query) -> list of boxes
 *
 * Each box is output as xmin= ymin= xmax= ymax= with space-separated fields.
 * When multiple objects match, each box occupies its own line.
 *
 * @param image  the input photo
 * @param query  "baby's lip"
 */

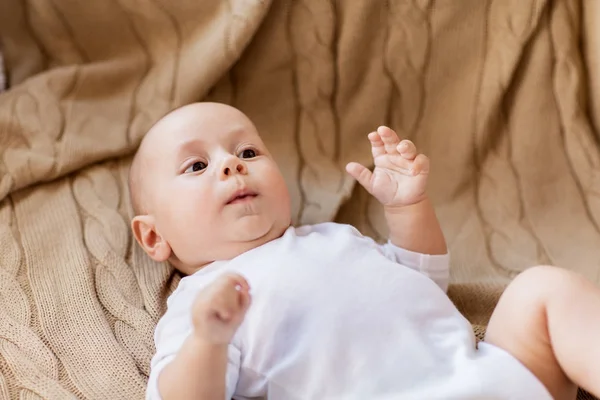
xmin=226 ymin=188 xmax=258 ymax=205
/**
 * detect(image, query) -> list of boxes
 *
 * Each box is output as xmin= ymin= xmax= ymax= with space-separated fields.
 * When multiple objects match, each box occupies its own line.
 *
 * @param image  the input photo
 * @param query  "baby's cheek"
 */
xmin=266 ymin=173 xmax=292 ymax=222
xmin=270 ymin=172 xmax=291 ymax=201
xmin=165 ymin=198 xmax=203 ymax=234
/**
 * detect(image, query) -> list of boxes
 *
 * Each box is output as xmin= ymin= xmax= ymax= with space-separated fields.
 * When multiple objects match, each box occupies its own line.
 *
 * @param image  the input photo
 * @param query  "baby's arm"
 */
xmin=158 ymin=337 xmax=229 ymax=400
xmin=157 ymin=273 xmax=250 ymax=400
xmin=346 ymin=126 xmax=448 ymax=290
xmin=384 ymin=198 xmax=446 ymax=255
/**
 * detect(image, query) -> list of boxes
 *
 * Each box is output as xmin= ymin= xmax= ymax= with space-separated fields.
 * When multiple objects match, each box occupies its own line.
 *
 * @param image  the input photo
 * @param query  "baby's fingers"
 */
xmin=410 ymin=154 xmax=430 ymax=175
xmin=214 ymin=274 xmax=250 ymax=318
xmin=346 ymin=162 xmax=373 ymax=193
xmin=377 ymin=126 xmax=401 ymax=154
xmin=238 ymin=287 xmax=252 ymax=314
xmin=230 ymin=274 xmax=250 ymax=294
xmin=368 ymin=131 xmax=386 ymax=158
xmin=215 ymin=290 xmax=243 ymax=321
xmin=231 ymin=276 xmax=252 ymax=313
xmin=397 ymin=140 xmax=417 ymax=160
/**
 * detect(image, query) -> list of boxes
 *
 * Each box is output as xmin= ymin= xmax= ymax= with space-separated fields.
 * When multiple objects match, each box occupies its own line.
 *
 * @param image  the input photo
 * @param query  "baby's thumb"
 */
xmin=346 ymin=162 xmax=373 ymax=192
xmin=238 ymin=288 xmax=252 ymax=313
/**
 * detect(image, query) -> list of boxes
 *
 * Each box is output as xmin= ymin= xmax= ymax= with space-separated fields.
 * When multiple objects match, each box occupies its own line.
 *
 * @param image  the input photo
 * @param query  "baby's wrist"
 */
xmin=190 ymin=330 xmax=230 ymax=350
xmin=384 ymin=196 xmax=429 ymax=215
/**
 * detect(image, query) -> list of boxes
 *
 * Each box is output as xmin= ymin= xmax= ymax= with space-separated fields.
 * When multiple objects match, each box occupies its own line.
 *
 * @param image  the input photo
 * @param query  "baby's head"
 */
xmin=129 ymin=102 xmax=291 ymax=274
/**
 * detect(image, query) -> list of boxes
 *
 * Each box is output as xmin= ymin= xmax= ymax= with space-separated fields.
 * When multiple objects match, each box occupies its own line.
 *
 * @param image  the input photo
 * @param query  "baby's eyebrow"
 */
xmin=175 ymin=138 xmax=205 ymax=159
xmin=173 ymin=126 xmax=253 ymax=161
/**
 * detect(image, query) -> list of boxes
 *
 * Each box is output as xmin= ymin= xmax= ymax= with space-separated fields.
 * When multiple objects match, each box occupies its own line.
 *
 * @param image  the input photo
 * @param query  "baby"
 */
xmin=129 ymin=102 xmax=600 ymax=400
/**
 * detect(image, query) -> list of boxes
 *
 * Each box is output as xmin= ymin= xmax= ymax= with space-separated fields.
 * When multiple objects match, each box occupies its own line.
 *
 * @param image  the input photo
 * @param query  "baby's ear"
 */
xmin=131 ymin=215 xmax=171 ymax=262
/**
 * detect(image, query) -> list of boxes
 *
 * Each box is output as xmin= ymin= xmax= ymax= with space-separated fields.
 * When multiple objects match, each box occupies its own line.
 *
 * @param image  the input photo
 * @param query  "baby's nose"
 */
xmin=221 ymin=157 xmax=247 ymax=177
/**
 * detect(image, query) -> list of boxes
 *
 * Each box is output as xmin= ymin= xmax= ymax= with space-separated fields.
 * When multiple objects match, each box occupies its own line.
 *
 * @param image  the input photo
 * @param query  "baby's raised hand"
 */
xmin=191 ymin=273 xmax=251 ymax=344
xmin=346 ymin=126 xmax=429 ymax=208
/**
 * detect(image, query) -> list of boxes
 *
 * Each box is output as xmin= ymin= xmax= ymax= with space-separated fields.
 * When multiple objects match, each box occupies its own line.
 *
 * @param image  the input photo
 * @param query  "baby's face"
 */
xmin=140 ymin=103 xmax=291 ymax=271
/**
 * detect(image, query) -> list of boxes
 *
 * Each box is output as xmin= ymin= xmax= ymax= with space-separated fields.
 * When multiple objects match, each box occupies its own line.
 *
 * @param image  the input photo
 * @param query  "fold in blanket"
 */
xmin=0 ymin=0 xmax=598 ymax=398
xmin=0 ymin=52 xmax=5 ymax=92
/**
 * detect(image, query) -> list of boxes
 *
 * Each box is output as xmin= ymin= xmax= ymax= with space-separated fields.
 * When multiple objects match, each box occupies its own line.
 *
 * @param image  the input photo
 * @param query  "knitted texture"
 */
xmin=0 ymin=0 xmax=598 ymax=398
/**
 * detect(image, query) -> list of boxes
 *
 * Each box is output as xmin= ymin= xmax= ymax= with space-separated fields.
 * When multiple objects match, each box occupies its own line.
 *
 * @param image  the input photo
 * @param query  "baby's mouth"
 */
xmin=226 ymin=189 xmax=258 ymax=205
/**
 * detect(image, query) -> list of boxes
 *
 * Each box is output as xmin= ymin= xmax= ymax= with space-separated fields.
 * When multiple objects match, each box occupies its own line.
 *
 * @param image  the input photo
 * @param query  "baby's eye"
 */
xmin=239 ymin=149 xmax=257 ymax=159
xmin=185 ymin=161 xmax=207 ymax=173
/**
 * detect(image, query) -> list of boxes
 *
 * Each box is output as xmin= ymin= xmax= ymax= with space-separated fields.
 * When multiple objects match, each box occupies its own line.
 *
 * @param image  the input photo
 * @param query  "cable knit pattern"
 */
xmin=473 ymin=0 xmax=549 ymax=278
xmin=0 ymin=0 xmax=598 ymax=398
xmin=384 ymin=0 xmax=431 ymax=138
xmin=0 ymin=202 xmax=74 ymax=399
xmin=72 ymin=164 xmax=155 ymax=376
xmin=289 ymin=0 xmax=346 ymax=224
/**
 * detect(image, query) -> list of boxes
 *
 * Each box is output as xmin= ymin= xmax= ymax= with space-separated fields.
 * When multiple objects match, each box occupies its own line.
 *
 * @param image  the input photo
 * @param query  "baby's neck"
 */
xmin=174 ymin=223 xmax=291 ymax=276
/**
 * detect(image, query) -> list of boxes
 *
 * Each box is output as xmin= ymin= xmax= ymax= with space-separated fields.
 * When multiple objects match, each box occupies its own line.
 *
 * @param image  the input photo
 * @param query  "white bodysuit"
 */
xmin=147 ymin=223 xmax=551 ymax=400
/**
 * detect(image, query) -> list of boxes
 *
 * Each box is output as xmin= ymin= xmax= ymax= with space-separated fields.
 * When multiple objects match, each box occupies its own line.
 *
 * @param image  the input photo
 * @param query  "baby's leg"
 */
xmin=485 ymin=265 xmax=600 ymax=400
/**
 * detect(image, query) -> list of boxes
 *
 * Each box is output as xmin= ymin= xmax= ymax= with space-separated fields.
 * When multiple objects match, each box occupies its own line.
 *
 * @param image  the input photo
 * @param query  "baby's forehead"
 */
xmin=142 ymin=114 xmax=202 ymax=154
xmin=140 ymin=103 xmax=261 ymax=160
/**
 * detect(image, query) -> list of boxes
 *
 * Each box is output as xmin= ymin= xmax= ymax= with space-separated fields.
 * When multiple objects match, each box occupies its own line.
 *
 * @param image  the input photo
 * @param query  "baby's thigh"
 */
xmin=484 ymin=266 xmax=577 ymax=400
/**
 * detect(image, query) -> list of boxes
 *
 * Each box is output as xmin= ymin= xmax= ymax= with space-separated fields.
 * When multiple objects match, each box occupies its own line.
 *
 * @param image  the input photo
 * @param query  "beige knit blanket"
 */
xmin=0 ymin=0 xmax=599 ymax=398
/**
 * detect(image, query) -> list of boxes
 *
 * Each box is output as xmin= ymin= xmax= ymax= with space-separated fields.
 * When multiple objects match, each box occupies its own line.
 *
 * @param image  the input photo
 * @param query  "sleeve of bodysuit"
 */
xmin=379 ymin=241 xmax=450 ymax=293
xmin=146 ymin=279 xmax=241 ymax=400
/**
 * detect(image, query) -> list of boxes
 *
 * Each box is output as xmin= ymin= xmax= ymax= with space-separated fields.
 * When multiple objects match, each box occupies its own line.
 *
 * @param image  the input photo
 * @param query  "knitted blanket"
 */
xmin=0 ymin=0 xmax=598 ymax=398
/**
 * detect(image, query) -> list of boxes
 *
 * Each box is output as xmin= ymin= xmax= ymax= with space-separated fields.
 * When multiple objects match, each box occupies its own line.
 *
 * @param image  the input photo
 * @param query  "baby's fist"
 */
xmin=191 ymin=273 xmax=251 ymax=344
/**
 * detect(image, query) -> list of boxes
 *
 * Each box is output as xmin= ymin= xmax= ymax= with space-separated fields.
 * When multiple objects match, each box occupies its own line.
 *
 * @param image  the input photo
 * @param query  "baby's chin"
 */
xmin=229 ymin=214 xmax=282 ymax=243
